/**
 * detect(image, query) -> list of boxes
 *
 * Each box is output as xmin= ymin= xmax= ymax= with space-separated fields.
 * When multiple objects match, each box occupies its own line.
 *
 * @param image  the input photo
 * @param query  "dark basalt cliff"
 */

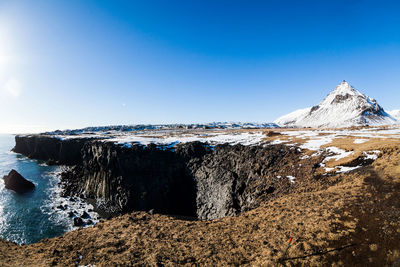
xmin=13 ymin=135 xmax=87 ymax=165
xmin=13 ymin=135 xmax=320 ymax=220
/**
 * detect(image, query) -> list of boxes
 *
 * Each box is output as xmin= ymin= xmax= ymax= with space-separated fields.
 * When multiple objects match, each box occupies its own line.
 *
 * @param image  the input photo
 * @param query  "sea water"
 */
xmin=0 ymin=134 xmax=97 ymax=244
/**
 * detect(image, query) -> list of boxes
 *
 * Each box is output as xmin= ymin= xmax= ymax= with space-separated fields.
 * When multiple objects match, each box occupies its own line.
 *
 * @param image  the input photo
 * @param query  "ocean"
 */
xmin=0 ymin=134 xmax=96 ymax=244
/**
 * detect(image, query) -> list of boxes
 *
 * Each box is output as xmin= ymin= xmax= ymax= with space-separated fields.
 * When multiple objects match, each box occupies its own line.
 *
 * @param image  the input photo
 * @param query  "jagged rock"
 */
xmin=81 ymin=211 xmax=90 ymax=219
xmin=2 ymin=169 xmax=35 ymax=193
xmin=73 ymin=217 xmax=84 ymax=227
xmin=57 ymin=205 xmax=66 ymax=210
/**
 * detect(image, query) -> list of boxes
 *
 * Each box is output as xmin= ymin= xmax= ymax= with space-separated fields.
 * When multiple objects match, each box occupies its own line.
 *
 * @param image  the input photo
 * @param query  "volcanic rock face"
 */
xmin=13 ymin=136 xmax=320 ymax=220
xmin=61 ymin=142 xmax=319 ymax=220
xmin=12 ymin=135 xmax=87 ymax=165
xmin=3 ymin=169 xmax=35 ymax=193
xmin=275 ymin=81 xmax=397 ymax=128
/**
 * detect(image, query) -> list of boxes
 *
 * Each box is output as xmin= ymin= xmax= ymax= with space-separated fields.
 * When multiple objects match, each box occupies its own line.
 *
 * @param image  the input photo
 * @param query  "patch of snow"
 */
xmin=363 ymin=150 xmax=380 ymax=160
xmin=300 ymin=135 xmax=336 ymax=150
xmin=320 ymin=162 xmax=336 ymax=172
xmin=353 ymin=139 xmax=368 ymax=144
xmin=323 ymin=147 xmax=353 ymax=162
xmin=287 ymin=176 xmax=296 ymax=183
xmin=270 ymin=139 xmax=286 ymax=144
xmin=336 ymin=166 xmax=362 ymax=173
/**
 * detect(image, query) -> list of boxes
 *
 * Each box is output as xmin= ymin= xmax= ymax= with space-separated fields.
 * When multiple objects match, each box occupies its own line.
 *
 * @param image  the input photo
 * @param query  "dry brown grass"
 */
xmin=321 ymin=137 xmax=400 ymax=168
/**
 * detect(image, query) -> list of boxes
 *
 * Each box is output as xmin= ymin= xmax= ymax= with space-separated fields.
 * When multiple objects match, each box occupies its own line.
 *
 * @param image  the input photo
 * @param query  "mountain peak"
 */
xmin=331 ymin=80 xmax=360 ymax=96
xmin=275 ymin=81 xmax=397 ymax=128
xmin=319 ymin=81 xmax=364 ymax=107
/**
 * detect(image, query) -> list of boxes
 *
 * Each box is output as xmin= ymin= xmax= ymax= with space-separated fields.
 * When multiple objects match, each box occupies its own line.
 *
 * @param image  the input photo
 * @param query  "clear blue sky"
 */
xmin=0 ymin=0 xmax=399 ymax=133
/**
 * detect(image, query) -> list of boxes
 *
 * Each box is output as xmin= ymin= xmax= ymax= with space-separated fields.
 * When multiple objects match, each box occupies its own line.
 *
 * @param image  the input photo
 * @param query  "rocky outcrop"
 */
xmin=189 ymin=144 xmax=308 ymax=220
xmin=60 ymin=142 xmax=320 ymax=220
xmin=3 ymin=169 xmax=35 ymax=193
xmin=13 ymin=135 xmax=87 ymax=165
xmin=13 ymin=136 xmax=321 ymax=220
xmin=61 ymin=142 xmax=205 ymax=217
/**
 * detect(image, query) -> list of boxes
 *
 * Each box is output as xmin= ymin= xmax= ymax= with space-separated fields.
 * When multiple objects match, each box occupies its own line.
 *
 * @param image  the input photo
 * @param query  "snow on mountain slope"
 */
xmin=275 ymin=81 xmax=397 ymax=128
xmin=388 ymin=110 xmax=400 ymax=122
xmin=273 ymin=107 xmax=311 ymax=126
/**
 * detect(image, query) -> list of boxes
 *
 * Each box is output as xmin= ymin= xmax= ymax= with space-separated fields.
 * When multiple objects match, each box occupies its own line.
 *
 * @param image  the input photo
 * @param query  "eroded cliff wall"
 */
xmin=13 ymin=135 xmax=86 ymax=165
xmin=13 ymin=135 xmax=320 ymax=220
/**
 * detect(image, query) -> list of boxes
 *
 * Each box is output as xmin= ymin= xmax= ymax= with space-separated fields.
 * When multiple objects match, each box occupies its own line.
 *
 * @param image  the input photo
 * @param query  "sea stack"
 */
xmin=3 ymin=169 xmax=35 ymax=193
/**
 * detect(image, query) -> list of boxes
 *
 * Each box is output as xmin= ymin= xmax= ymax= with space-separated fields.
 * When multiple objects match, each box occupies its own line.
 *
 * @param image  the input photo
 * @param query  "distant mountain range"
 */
xmin=275 ymin=81 xmax=398 ymax=128
xmin=45 ymin=122 xmax=279 ymax=135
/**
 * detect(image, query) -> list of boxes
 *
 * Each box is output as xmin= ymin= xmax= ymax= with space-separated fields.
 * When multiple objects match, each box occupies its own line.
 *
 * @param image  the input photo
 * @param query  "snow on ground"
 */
xmin=286 ymin=176 xmax=296 ymax=184
xmin=354 ymin=139 xmax=368 ymax=144
xmin=270 ymin=139 xmax=286 ymax=145
xmin=111 ymin=131 xmax=266 ymax=147
xmin=336 ymin=166 xmax=362 ymax=173
xmin=363 ymin=150 xmax=380 ymax=160
xmin=299 ymin=134 xmax=337 ymax=151
xmin=323 ymin=147 xmax=353 ymax=162
xmin=36 ymin=124 xmax=400 ymax=176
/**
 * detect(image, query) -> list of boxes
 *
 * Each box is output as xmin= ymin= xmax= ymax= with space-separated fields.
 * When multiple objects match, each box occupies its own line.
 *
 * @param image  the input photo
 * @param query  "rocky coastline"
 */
xmin=12 ymin=134 xmax=321 ymax=220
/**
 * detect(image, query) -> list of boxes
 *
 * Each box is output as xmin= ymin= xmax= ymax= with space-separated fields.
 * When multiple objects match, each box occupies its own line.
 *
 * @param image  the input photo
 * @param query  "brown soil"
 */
xmin=1 ymin=144 xmax=400 ymax=266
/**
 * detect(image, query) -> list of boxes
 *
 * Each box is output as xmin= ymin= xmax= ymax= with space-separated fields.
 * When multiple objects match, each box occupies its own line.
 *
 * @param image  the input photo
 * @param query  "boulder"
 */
xmin=73 ymin=217 xmax=84 ymax=227
xmin=81 ymin=211 xmax=90 ymax=219
xmin=3 ymin=169 xmax=35 ymax=193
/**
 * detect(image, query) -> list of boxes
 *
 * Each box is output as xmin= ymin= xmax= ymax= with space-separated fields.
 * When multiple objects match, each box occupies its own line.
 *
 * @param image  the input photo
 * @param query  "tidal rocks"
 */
xmin=73 ymin=217 xmax=84 ymax=227
xmin=2 ymin=169 xmax=35 ymax=193
xmin=81 ymin=211 xmax=90 ymax=219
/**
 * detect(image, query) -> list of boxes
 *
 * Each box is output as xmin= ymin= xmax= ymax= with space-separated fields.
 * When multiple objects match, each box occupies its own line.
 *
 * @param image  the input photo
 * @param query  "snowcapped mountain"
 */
xmin=275 ymin=81 xmax=397 ymax=128
xmin=388 ymin=110 xmax=400 ymax=122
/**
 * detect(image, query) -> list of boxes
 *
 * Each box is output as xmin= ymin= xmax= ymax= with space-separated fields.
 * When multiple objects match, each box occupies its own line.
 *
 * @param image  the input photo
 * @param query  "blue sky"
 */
xmin=0 ymin=0 xmax=399 ymax=133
